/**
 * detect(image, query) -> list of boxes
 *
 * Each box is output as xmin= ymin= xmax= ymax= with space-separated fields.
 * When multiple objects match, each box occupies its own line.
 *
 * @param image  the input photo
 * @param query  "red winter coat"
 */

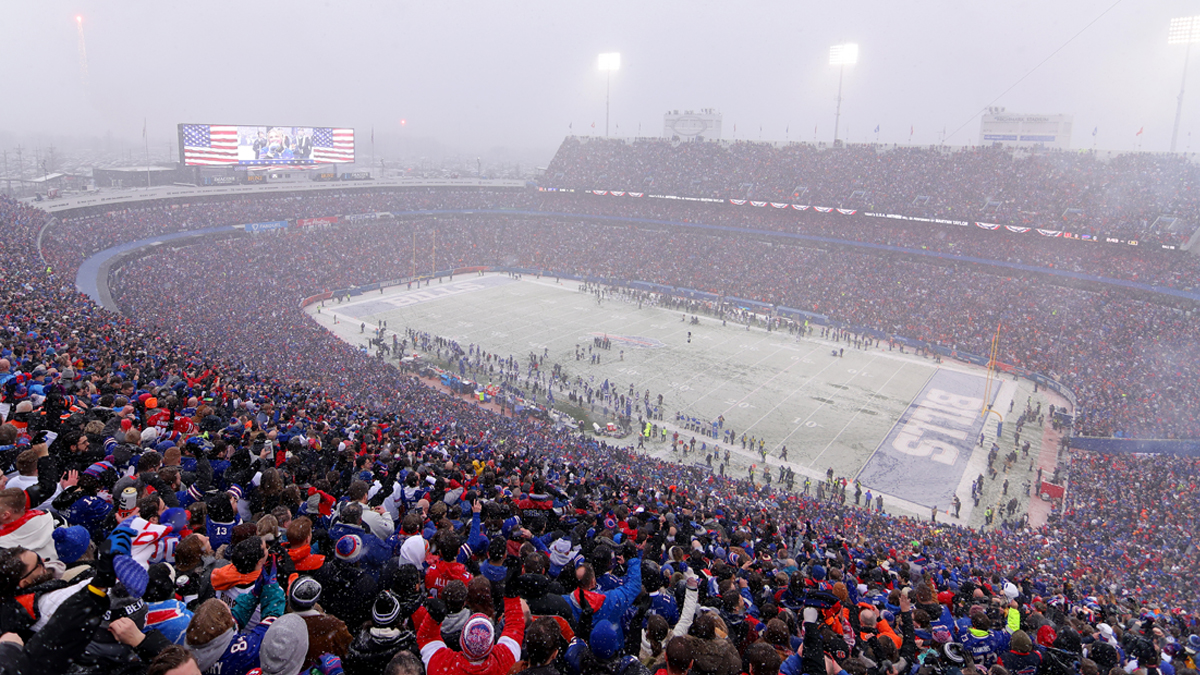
xmin=416 ymin=596 xmax=525 ymax=675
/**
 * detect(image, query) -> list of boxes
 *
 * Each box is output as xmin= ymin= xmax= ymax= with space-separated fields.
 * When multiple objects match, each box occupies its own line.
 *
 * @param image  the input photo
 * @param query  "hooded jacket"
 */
xmin=0 ymin=510 xmax=57 ymax=560
xmin=440 ymin=607 xmax=472 ymax=647
xmin=344 ymin=625 xmax=418 ymax=675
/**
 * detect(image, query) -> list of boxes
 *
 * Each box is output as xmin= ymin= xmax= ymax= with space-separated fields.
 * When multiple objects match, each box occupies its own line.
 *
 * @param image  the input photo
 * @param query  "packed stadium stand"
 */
xmin=0 ymin=139 xmax=1198 ymax=675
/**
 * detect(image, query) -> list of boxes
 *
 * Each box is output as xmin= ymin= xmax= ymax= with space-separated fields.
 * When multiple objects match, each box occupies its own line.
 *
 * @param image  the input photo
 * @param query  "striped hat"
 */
xmin=289 ymin=576 xmax=322 ymax=610
xmin=372 ymin=590 xmax=401 ymax=627
xmin=460 ymin=614 xmax=495 ymax=661
xmin=84 ymin=461 xmax=116 ymax=478
xmin=335 ymin=535 xmax=365 ymax=563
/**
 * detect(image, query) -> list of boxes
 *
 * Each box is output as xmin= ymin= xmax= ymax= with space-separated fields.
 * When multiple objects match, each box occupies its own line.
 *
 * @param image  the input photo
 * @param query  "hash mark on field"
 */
xmin=808 ymin=359 xmax=909 ymax=467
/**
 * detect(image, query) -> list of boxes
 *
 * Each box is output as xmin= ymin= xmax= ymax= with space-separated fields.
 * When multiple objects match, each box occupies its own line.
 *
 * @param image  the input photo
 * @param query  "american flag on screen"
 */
xmin=182 ymin=124 xmax=238 ymax=165
xmin=312 ymin=128 xmax=354 ymax=163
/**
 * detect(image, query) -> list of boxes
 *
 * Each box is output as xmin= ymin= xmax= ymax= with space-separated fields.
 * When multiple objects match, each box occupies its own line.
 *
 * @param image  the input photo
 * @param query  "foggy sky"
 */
xmin=2 ymin=0 xmax=1198 ymax=163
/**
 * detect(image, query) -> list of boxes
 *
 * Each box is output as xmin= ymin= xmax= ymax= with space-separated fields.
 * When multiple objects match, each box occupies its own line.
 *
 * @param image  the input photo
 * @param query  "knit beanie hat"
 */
xmin=460 ymin=613 xmax=496 ymax=661
xmin=259 ymin=614 xmax=309 ymax=675
xmin=205 ymin=492 xmax=235 ymax=523
xmin=53 ymin=526 xmax=90 ymax=564
xmin=335 ymin=535 xmax=365 ymax=563
xmin=590 ymin=619 xmax=624 ymax=660
xmin=290 ymin=576 xmax=322 ymax=611
xmin=144 ymin=563 xmax=177 ymax=603
xmin=549 ymin=538 xmax=575 ymax=568
xmin=1037 ymin=625 xmax=1057 ymax=647
xmin=372 ymin=590 xmax=401 ymax=627
xmin=1053 ymin=628 xmax=1082 ymax=655
xmin=1011 ymin=630 xmax=1033 ymax=653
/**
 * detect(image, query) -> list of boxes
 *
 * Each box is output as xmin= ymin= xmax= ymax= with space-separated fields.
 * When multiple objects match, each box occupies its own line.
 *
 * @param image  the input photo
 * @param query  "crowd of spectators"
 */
xmin=545 ymin=138 xmax=1200 ymax=246
xmin=42 ymin=189 xmax=1200 ymax=297
xmin=0 ymin=191 xmax=1199 ymax=675
xmin=108 ymin=211 xmax=1200 ymax=440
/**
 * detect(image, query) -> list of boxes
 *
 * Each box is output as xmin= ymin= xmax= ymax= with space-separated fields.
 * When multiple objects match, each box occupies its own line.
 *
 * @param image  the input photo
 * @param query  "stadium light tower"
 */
xmin=598 ymin=52 xmax=621 ymax=137
xmin=829 ymin=43 xmax=859 ymax=144
xmin=1169 ymin=16 xmax=1200 ymax=153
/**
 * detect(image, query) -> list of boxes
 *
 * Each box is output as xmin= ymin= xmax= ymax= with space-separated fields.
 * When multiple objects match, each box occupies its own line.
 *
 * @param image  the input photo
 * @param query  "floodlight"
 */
xmin=598 ymin=53 xmax=621 ymax=137
xmin=598 ymin=52 xmax=621 ymax=71
xmin=829 ymin=43 xmax=859 ymax=143
xmin=1168 ymin=16 xmax=1200 ymax=45
xmin=829 ymin=43 xmax=859 ymax=66
xmin=1169 ymin=17 xmax=1200 ymax=152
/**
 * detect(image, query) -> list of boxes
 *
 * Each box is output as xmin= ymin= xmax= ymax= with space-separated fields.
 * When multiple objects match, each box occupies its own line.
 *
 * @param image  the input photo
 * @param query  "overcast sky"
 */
xmin=2 ymin=0 xmax=1198 ymax=163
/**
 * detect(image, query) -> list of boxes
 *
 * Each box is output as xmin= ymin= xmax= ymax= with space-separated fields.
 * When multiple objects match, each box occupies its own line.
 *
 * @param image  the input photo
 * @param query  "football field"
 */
xmin=307 ymin=273 xmax=1048 ymax=524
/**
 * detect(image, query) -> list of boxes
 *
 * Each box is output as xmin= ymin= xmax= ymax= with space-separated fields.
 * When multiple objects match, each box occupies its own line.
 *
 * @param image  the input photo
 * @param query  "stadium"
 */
xmin=3 ymin=6 xmax=1200 ymax=675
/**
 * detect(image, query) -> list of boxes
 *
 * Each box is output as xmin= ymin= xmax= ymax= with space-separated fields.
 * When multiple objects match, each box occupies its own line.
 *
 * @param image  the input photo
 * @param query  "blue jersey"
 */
xmin=962 ymin=629 xmax=1010 ymax=668
xmin=206 ymin=515 xmax=240 ymax=549
xmin=649 ymin=590 xmax=680 ymax=625
xmin=204 ymin=616 xmax=275 ymax=675
xmin=596 ymin=571 xmax=622 ymax=592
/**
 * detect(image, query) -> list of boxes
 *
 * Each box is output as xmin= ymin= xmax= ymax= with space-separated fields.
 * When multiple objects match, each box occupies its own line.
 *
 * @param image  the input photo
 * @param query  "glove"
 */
xmin=93 ymin=547 xmax=117 ymax=588
xmin=424 ymin=596 xmax=447 ymax=624
xmin=803 ymin=607 xmax=820 ymax=624
xmin=107 ymin=522 xmax=138 ymax=557
xmin=623 ymin=539 xmax=639 ymax=561
xmin=270 ymin=542 xmax=296 ymax=580
xmin=261 ymin=554 xmax=278 ymax=587
xmin=93 ymin=525 xmax=136 ymax=588
xmin=316 ymin=654 xmax=344 ymax=675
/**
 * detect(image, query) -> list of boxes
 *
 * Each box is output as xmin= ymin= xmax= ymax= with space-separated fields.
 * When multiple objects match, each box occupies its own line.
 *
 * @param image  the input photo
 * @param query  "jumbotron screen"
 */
xmin=178 ymin=123 xmax=355 ymax=166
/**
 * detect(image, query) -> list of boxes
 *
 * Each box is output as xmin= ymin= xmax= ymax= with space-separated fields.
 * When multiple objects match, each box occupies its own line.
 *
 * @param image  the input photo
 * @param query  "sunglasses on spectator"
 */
xmin=21 ymin=554 xmax=45 ymax=582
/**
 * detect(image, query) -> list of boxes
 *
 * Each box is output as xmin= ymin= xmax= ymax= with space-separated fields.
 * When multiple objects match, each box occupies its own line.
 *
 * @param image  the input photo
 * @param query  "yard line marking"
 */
xmin=808 ymin=359 xmax=910 ymax=467
xmin=775 ymin=353 xmax=884 ymax=450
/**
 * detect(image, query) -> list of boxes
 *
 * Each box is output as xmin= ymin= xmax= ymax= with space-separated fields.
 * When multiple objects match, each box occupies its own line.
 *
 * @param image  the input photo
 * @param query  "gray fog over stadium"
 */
xmin=2 ymin=1 xmax=1200 ymax=157
xmin=2 ymin=3 xmax=1200 ymax=675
